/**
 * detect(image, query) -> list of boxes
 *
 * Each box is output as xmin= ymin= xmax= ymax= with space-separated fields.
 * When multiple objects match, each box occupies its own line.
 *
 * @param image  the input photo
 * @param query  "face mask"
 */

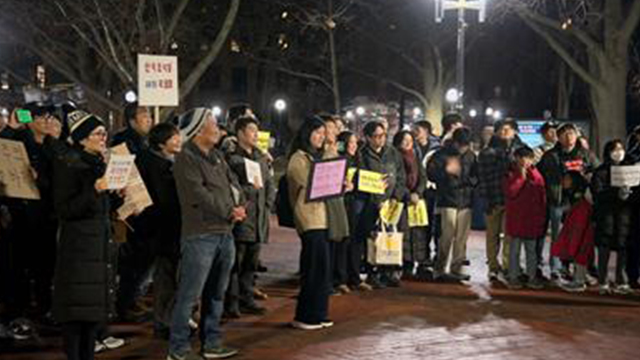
xmin=611 ymin=150 xmax=625 ymax=163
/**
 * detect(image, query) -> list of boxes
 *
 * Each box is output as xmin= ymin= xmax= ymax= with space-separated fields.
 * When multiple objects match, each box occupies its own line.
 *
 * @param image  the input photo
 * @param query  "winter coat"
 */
xmin=287 ymin=150 xmax=327 ymax=233
xmin=136 ymin=149 xmax=181 ymax=257
xmin=478 ymin=136 xmax=524 ymax=210
xmin=504 ymin=167 xmax=547 ymax=239
xmin=356 ymin=144 xmax=408 ymax=204
xmin=591 ymin=163 xmax=633 ymax=250
xmin=174 ymin=141 xmax=245 ymax=238
xmin=226 ymin=146 xmax=276 ymax=243
xmin=52 ymin=147 xmax=119 ymax=323
xmin=111 ymin=127 xmax=148 ymax=155
xmin=551 ymin=199 xmax=594 ymax=266
xmin=538 ymin=144 xmax=594 ymax=207
xmin=427 ymin=145 xmax=478 ymax=209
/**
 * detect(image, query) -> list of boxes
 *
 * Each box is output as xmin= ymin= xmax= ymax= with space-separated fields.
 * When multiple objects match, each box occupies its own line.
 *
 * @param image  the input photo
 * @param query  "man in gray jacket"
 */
xmin=168 ymin=108 xmax=246 ymax=360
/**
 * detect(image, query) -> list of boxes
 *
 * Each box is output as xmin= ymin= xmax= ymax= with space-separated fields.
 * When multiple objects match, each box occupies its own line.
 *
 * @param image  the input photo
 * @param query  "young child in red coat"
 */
xmin=504 ymin=146 xmax=547 ymax=289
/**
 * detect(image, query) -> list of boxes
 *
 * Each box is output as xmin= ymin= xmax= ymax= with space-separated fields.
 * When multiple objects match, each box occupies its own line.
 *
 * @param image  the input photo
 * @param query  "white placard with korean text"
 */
xmin=245 ymin=158 xmax=263 ymax=188
xmin=611 ymin=165 xmax=640 ymax=187
xmin=138 ymin=54 xmax=179 ymax=107
xmin=0 ymin=138 xmax=40 ymax=200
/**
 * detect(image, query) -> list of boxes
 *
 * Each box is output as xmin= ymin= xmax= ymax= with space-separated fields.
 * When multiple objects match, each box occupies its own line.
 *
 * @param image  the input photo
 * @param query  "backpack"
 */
xmin=275 ymin=175 xmax=296 ymax=228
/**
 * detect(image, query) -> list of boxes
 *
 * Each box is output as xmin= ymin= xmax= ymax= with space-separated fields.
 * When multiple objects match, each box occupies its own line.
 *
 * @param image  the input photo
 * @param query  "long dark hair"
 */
xmin=393 ymin=130 xmax=413 ymax=150
xmin=337 ymin=131 xmax=356 ymax=156
xmin=288 ymin=116 xmax=326 ymax=159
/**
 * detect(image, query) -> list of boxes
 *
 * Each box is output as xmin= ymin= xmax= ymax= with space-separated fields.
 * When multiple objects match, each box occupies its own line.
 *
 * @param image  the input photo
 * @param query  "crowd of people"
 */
xmin=0 ymin=100 xmax=639 ymax=360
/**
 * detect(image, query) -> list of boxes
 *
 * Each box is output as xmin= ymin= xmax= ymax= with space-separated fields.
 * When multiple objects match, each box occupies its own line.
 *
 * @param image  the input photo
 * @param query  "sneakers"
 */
xmin=239 ymin=303 xmax=267 ymax=316
xmin=336 ymin=284 xmax=351 ymax=295
xmin=166 ymin=353 xmax=187 ymax=360
xmin=320 ymin=319 xmax=334 ymax=328
xmin=526 ymin=279 xmax=545 ymax=290
xmin=560 ymin=282 xmax=587 ymax=293
xmin=253 ymin=288 xmax=269 ymax=301
xmin=96 ymin=336 xmax=126 ymax=353
xmin=507 ymin=281 xmax=523 ymax=290
xmin=202 ymin=347 xmax=239 ymax=359
xmin=613 ymin=284 xmax=634 ymax=295
xmin=291 ymin=321 xmax=323 ymax=331
xmin=354 ymin=282 xmax=373 ymax=292
xmin=8 ymin=318 xmax=36 ymax=341
xmin=450 ymin=272 xmax=471 ymax=282
xmin=488 ymin=271 xmax=500 ymax=282
xmin=599 ymin=284 xmax=612 ymax=295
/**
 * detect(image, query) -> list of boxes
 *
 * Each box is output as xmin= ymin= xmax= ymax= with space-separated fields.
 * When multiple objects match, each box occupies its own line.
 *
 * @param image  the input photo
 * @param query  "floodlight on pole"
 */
xmin=212 ymin=106 xmax=223 ymax=117
xmin=345 ymin=110 xmax=355 ymax=120
xmin=493 ymin=110 xmax=503 ymax=120
xmin=125 ymin=90 xmax=137 ymax=103
xmin=469 ymin=109 xmax=478 ymax=118
xmin=356 ymin=106 xmax=366 ymax=116
xmin=413 ymin=107 xmax=422 ymax=117
xmin=274 ymin=99 xmax=287 ymax=112
xmin=446 ymin=88 xmax=460 ymax=104
xmin=485 ymin=107 xmax=494 ymax=116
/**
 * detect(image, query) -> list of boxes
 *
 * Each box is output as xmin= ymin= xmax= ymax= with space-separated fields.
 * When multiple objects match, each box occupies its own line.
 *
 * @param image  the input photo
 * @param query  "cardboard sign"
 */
xmin=244 ymin=158 xmax=263 ymax=188
xmin=16 ymin=109 xmax=33 ymax=124
xmin=0 ymin=139 xmax=40 ymax=200
xmin=138 ymin=54 xmax=179 ymax=107
xmin=380 ymin=200 xmax=404 ymax=226
xmin=111 ymin=144 xmax=153 ymax=220
xmin=306 ymin=158 xmax=348 ymax=202
xmin=358 ymin=170 xmax=385 ymax=194
xmin=257 ymin=131 xmax=271 ymax=153
xmin=408 ymin=200 xmax=429 ymax=227
xmin=611 ymin=165 xmax=640 ymax=187
xmin=104 ymin=154 xmax=136 ymax=190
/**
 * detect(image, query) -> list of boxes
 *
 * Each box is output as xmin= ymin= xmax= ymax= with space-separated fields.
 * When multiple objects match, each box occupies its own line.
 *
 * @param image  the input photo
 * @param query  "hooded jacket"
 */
xmin=427 ymin=145 xmax=478 ymax=209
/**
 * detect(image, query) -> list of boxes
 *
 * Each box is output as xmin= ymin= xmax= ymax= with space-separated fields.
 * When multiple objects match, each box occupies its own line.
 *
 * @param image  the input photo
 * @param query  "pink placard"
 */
xmin=307 ymin=158 xmax=348 ymax=202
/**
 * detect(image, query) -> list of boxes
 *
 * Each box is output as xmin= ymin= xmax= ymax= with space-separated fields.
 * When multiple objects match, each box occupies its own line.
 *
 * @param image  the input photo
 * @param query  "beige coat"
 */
xmin=287 ymin=150 xmax=328 ymax=233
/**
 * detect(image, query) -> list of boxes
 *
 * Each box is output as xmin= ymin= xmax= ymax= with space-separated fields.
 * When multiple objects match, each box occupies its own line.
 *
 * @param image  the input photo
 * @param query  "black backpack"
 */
xmin=275 ymin=175 xmax=296 ymax=228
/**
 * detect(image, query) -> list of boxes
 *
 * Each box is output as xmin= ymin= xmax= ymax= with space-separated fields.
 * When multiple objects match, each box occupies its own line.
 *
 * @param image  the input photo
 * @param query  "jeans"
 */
xmin=509 ymin=238 xmax=538 ymax=283
xmin=169 ymin=233 xmax=235 ymax=356
xmin=598 ymin=247 xmax=628 ymax=285
xmin=547 ymin=206 xmax=565 ymax=274
xmin=226 ymin=242 xmax=261 ymax=312
xmin=296 ymin=230 xmax=331 ymax=324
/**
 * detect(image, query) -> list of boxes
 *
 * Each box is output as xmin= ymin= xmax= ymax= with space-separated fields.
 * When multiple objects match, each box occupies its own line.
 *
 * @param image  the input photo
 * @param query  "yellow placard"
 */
xmin=347 ymin=167 xmax=357 ymax=184
xmin=257 ymin=131 xmax=271 ymax=153
xmin=380 ymin=200 xmax=404 ymax=225
xmin=408 ymin=199 xmax=429 ymax=227
xmin=358 ymin=169 xmax=385 ymax=194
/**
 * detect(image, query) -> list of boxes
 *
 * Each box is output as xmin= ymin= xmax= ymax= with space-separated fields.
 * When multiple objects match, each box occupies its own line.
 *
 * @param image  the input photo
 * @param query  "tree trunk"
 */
xmin=327 ymin=0 xmax=340 ymax=113
xmin=556 ymin=59 xmax=572 ymax=119
xmin=425 ymin=85 xmax=444 ymax=135
xmin=590 ymin=64 xmax=627 ymax=149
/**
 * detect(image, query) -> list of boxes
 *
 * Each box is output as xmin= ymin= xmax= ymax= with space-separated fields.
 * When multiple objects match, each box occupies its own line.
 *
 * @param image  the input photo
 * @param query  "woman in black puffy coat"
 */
xmin=52 ymin=112 xmax=121 ymax=360
xmin=591 ymin=139 xmax=633 ymax=295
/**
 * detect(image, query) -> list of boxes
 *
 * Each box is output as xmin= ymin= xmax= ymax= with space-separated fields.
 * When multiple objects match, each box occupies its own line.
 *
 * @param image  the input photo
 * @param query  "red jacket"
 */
xmin=504 ymin=167 xmax=547 ymax=239
xmin=551 ymin=199 xmax=594 ymax=266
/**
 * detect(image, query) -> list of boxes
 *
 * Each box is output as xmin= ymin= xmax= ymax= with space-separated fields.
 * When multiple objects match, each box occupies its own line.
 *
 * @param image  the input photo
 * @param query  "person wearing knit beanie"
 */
xmin=176 ymin=107 xmax=212 ymax=142
xmin=67 ymin=110 xmax=106 ymax=145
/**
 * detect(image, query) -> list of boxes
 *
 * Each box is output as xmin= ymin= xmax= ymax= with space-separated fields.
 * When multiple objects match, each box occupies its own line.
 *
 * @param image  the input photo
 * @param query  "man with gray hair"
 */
xmin=168 ymin=108 xmax=246 ymax=360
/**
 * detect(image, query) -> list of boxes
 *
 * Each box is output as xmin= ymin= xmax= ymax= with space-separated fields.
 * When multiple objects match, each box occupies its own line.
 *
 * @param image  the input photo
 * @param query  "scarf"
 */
xmin=402 ymin=149 xmax=419 ymax=191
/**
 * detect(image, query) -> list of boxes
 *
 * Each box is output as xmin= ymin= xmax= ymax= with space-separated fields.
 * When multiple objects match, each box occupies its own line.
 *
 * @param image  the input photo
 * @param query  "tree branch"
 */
xmin=162 ymin=0 xmax=191 ymax=52
xmin=349 ymin=66 xmax=428 ymax=106
xmin=250 ymin=56 xmax=334 ymax=92
xmin=622 ymin=0 xmax=640 ymax=41
xmin=179 ymin=0 xmax=241 ymax=102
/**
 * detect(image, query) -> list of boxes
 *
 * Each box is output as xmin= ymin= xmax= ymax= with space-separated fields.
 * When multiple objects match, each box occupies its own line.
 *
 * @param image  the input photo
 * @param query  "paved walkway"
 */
xmin=4 ymin=220 xmax=640 ymax=359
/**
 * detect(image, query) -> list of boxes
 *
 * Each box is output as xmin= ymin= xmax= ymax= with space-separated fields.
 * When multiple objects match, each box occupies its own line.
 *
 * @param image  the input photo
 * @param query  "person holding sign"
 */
xmin=427 ymin=127 xmax=477 ymax=282
xmin=351 ymin=121 xmax=407 ymax=289
xmin=393 ymin=131 xmax=428 ymax=279
xmin=286 ymin=117 xmax=336 ymax=330
xmin=591 ymin=140 xmax=635 ymax=295
xmin=223 ymin=116 xmax=275 ymax=317
xmin=52 ymin=112 xmax=123 ymax=360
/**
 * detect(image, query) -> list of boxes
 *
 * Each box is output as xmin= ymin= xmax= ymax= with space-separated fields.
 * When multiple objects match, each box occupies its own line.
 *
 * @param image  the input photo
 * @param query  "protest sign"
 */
xmin=244 ymin=158 xmax=263 ymax=188
xmin=306 ymin=158 xmax=348 ymax=202
xmin=611 ymin=165 xmax=640 ymax=187
xmin=138 ymin=54 xmax=179 ymax=107
xmin=16 ymin=109 xmax=33 ymax=124
xmin=257 ymin=131 xmax=271 ymax=153
xmin=380 ymin=200 xmax=404 ymax=226
xmin=104 ymin=154 xmax=136 ymax=190
xmin=0 ymin=138 xmax=40 ymax=200
xmin=358 ymin=169 xmax=385 ymax=194
xmin=408 ymin=200 xmax=429 ymax=227
xmin=111 ymin=144 xmax=153 ymax=220
xmin=346 ymin=167 xmax=357 ymax=184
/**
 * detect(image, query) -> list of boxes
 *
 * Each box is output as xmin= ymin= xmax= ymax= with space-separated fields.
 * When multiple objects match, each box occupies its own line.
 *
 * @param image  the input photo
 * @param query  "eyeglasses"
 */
xmin=90 ymin=130 xmax=108 ymax=138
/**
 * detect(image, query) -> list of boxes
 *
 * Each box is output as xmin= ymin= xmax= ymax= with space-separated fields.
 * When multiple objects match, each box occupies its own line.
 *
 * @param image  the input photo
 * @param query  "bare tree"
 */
xmin=499 ymin=0 xmax=640 ymax=145
xmin=0 ymin=0 xmax=240 ymax=120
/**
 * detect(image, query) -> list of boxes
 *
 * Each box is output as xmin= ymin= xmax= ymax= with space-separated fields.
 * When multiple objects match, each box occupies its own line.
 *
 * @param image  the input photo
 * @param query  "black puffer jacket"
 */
xmin=591 ymin=162 xmax=633 ymax=250
xmin=356 ymin=144 xmax=407 ymax=204
xmin=136 ymin=149 xmax=181 ymax=257
xmin=52 ymin=147 xmax=119 ymax=323
xmin=538 ymin=144 xmax=594 ymax=207
xmin=427 ymin=145 xmax=478 ymax=209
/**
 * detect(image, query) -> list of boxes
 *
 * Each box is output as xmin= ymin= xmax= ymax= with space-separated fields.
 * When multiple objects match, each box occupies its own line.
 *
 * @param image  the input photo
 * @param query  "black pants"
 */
xmin=627 ymin=239 xmax=640 ymax=285
xmin=62 ymin=321 xmax=99 ymax=360
xmin=117 ymin=234 xmax=155 ymax=315
xmin=226 ymin=242 xmax=261 ymax=312
xmin=153 ymin=255 xmax=178 ymax=329
xmin=295 ymin=230 xmax=331 ymax=324
xmin=346 ymin=199 xmax=378 ymax=286
xmin=330 ymin=240 xmax=349 ymax=287
xmin=598 ymin=246 xmax=627 ymax=285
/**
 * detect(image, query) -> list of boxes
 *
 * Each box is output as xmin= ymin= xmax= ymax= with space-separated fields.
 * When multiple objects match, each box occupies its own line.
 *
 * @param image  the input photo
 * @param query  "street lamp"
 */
xmin=469 ymin=109 xmax=478 ymax=118
xmin=493 ymin=110 xmax=503 ymax=120
xmin=446 ymin=88 xmax=460 ymax=105
xmin=212 ymin=106 xmax=223 ymax=118
xmin=356 ymin=106 xmax=366 ymax=116
xmin=485 ymin=107 xmax=494 ymax=117
xmin=125 ymin=90 xmax=137 ymax=103
xmin=413 ymin=107 xmax=422 ymax=118
xmin=274 ymin=99 xmax=287 ymax=112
